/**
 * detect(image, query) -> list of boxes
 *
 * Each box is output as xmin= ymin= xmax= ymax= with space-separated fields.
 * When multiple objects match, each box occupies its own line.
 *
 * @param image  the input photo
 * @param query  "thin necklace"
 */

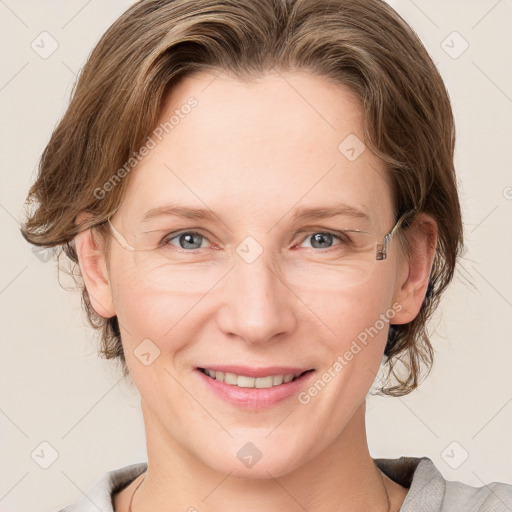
xmin=129 ymin=471 xmax=391 ymax=512
xmin=128 ymin=474 xmax=146 ymax=512
xmin=379 ymin=469 xmax=392 ymax=512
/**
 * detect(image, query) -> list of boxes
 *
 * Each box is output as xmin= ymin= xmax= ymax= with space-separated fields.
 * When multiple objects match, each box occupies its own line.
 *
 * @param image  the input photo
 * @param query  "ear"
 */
xmin=73 ymin=211 xmax=116 ymax=318
xmin=391 ymin=212 xmax=437 ymax=324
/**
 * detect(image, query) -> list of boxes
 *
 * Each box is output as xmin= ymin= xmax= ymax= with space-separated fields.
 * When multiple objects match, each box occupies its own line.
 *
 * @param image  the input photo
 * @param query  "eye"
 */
xmin=162 ymin=231 xmax=211 ymax=251
xmin=159 ymin=229 xmax=355 ymax=253
xmin=298 ymin=231 xmax=351 ymax=250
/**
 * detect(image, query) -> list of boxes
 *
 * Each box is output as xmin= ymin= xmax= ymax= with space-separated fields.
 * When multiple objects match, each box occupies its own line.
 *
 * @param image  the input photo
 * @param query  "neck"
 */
xmin=131 ymin=401 xmax=393 ymax=512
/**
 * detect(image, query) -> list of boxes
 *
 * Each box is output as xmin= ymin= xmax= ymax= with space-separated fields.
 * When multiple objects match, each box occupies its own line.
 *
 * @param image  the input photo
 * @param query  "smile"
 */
xmin=195 ymin=366 xmax=316 ymax=409
xmin=198 ymin=367 xmax=312 ymax=388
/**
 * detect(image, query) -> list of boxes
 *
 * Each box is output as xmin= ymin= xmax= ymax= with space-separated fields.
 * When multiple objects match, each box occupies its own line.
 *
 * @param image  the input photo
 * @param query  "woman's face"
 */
xmin=104 ymin=70 xmax=409 ymax=477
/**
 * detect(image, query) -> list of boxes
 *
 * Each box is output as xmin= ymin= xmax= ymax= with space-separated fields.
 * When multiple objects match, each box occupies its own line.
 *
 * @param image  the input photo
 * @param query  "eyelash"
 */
xmin=160 ymin=229 xmax=353 ymax=253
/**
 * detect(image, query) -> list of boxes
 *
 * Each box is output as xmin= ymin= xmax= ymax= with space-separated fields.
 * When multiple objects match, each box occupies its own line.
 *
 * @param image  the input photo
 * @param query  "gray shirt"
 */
xmin=59 ymin=456 xmax=512 ymax=511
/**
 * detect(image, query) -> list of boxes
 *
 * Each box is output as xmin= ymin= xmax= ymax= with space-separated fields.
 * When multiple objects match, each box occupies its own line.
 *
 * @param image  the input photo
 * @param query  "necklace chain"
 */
xmin=380 ymin=468 xmax=392 ymax=512
xmin=128 ymin=471 xmax=390 ymax=512
xmin=128 ymin=474 xmax=145 ymax=512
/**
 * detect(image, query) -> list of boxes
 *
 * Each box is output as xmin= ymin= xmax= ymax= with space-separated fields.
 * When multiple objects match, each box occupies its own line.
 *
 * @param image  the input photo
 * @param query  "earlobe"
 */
xmin=391 ymin=213 xmax=437 ymax=325
xmin=73 ymin=213 xmax=116 ymax=318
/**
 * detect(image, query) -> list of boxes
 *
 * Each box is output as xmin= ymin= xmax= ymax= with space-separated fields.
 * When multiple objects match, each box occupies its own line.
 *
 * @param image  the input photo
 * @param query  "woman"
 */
xmin=20 ymin=0 xmax=512 ymax=511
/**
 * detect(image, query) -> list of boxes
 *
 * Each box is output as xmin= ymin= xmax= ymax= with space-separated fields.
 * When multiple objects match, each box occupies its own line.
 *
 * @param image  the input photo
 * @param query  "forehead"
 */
xmin=163 ymin=69 xmax=365 ymax=158
xmin=119 ymin=69 xmax=393 ymax=227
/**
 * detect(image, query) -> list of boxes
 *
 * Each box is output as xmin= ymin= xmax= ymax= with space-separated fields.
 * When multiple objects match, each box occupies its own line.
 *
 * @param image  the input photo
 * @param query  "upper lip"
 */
xmin=197 ymin=365 xmax=314 ymax=378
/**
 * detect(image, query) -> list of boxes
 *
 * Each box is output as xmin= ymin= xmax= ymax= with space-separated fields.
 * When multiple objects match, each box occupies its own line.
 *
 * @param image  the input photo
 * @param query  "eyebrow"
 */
xmin=140 ymin=203 xmax=369 ymax=223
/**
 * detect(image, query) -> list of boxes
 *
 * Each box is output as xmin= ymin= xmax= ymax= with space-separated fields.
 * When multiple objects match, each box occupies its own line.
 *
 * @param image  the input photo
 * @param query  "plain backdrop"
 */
xmin=0 ymin=1 xmax=511 ymax=511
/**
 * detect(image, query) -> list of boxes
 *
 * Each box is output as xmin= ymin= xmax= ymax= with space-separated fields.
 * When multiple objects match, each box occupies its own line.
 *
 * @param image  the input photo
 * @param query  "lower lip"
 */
xmin=196 ymin=369 xmax=315 ymax=410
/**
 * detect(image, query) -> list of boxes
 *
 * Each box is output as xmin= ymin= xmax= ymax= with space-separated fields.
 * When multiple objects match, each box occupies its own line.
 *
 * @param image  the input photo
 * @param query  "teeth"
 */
xmin=237 ymin=375 xmax=255 ymax=388
xmin=202 ymin=369 xmax=302 ymax=388
xmin=273 ymin=375 xmax=284 ymax=386
xmin=255 ymin=376 xmax=273 ymax=388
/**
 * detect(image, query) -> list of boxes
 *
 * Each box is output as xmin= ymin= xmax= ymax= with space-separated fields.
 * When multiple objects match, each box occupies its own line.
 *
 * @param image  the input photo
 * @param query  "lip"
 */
xmin=196 ymin=365 xmax=312 ymax=378
xmin=195 ymin=367 xmax=316 ymax=410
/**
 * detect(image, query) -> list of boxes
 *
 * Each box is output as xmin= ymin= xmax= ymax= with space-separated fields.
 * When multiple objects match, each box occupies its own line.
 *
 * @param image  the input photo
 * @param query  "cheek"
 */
xmin=301 ymin=265 xmax=397 ymax=347
xmin=107 ymin=260 xmax=201 ymax=371
xmin=302 ymin=270 xmax=399 ymax=406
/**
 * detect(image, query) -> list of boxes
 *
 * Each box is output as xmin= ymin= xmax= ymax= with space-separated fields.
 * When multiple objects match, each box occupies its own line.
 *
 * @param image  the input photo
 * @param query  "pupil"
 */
xmin=311 ymin=233 xmax=332 ymax=249
xmin=181 ymin=233 xmax=201 ymax=249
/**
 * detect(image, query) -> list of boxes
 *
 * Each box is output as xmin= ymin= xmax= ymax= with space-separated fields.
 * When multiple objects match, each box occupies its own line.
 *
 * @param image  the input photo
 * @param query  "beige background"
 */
xmin=1 ymin=0 xmax=511 ymax=510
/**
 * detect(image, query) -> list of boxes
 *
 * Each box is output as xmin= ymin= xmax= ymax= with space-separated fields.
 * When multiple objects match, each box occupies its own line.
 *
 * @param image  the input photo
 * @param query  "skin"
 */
xmin=74 ymin=70 xmax=437 ymax=512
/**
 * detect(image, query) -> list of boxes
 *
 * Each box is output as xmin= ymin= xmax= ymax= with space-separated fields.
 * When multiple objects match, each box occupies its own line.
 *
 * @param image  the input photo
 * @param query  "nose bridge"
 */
xmin=217 ymin=240 xmax=295 ymax=343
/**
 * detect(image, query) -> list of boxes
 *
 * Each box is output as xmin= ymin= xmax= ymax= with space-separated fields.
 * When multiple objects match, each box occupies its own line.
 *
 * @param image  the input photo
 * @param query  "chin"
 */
xmin=199 ymin=440 xmax=304 ymax=480
xmin=214 ymin=458 xmax=297 ymax=480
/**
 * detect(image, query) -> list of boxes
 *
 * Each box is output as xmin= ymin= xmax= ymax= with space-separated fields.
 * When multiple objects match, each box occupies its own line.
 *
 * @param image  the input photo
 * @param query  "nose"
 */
xmin=216 ymin=246 xmax=297 ymax=345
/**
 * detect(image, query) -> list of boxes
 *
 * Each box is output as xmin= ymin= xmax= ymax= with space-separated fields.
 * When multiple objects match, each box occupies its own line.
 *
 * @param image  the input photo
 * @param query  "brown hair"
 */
xmin=20 ymin=0 xmax=463 ymax=396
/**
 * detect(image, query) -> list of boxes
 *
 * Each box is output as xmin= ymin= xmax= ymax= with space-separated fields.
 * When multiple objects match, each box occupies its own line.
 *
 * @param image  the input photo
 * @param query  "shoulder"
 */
xmin=443 ymin=477 xmax=512 ymax=511
xmin=374 ymin=455 xmax=512 ymax=512
xmin=57 ymin=462 xmax=147 ymax=512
